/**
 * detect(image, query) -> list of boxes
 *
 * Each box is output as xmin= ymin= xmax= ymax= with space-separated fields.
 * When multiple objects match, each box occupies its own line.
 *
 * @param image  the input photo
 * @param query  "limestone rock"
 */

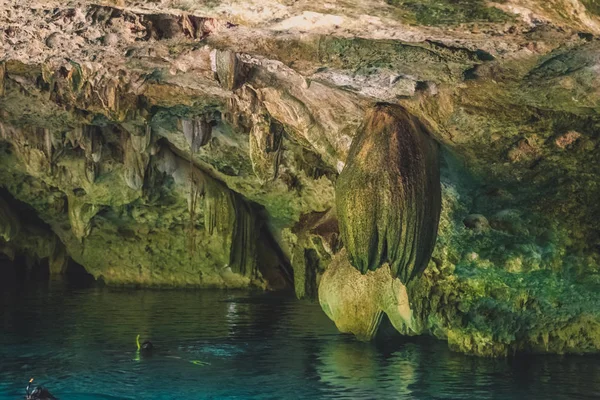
xmin=67 ymin=195 xmax=99 ymax=241
xmin=319 ymin=250 xmax=414 ymax=340
xmin=463 ymin=214 xmax=490 ymax=232
xmin=182 ymin=117 xmax=212 ymax=152
xmin=336 ymin=104 xmax=441 ymax=284
xmin=214 ymin=50 xmax=246 ymax=91
xmin=0 ymin=196 xmax=20 ymax=241
xmin=1 ymin=0 xmax=600 ymax=356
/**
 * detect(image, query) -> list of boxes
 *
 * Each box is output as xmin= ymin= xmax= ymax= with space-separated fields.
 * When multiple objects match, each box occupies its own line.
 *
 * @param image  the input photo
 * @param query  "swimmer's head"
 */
xmin=137 ymin=334 xmax=153 ymax=353
xmin=141 ymin=340 xmax=153 ymax=351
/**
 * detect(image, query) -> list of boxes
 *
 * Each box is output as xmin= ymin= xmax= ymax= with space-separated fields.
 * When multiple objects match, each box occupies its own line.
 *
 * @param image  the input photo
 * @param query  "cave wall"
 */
xmin=1 ymin=0 xmax=600 ymax=355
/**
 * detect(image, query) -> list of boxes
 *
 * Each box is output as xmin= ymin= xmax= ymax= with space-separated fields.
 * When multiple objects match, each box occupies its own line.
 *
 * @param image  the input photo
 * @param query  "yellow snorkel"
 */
xmin=134 ymin=334 xmax=141 ymax=362
xmin=190 ymin=360 xmax=210 ymax=366
xmin=133 ymin=334 xmax=208 ymax=366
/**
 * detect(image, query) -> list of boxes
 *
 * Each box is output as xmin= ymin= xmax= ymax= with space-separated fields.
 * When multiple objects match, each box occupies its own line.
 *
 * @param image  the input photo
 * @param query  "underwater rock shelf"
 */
xmin=1 ymin=0 xmax=600 ymax=356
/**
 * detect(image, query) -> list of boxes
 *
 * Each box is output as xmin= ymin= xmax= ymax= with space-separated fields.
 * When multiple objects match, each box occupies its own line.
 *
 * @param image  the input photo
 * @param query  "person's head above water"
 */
xmin=26 ymin=378 xmax=57 ymax=400
xmin=136 ymin=334 xmax=153 ymax=352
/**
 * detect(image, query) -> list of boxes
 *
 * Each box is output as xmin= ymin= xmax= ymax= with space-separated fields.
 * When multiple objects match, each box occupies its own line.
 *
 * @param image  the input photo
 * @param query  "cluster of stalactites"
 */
xmin=155 ymin=147 xmax=259 ymax=278
xmin=249 ymin=116 xmax=284 ymax=183
xmin=195 ymin=166 xmax=259 ymax=278
xmin=0 ymin=124 xmax=56 ymax=175
xmin=123 ymin=123 xmax=152 ymax=191
xmin=68 ymin=125 xmax=103 ymax=184
xmin=224 ymin=85 xmax=286 ymax=184
xmin=335 ymin=104 xmax=441 ymax=285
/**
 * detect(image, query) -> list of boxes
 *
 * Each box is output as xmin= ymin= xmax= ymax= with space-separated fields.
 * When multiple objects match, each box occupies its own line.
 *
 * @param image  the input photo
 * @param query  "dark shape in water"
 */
xmin=25 ymin=379 xmax=57 ymax=400
xmin=137 ymin=334 xmax=154 ymax=354
xmin=142 ymin=340 xmax=154 ymax=352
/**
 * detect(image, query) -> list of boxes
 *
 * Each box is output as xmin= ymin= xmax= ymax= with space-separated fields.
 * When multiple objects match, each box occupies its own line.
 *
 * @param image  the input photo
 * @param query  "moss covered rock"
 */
xmin=336 ymin=104 xmax=441 ymax=284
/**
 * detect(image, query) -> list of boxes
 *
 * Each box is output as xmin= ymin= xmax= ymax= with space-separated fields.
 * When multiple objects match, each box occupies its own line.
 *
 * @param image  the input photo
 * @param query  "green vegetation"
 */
xmin=403 ymin=151 xmax=600 ymax=356
xmin=386 ymin=0 xmax=512 ymax=25
xmin=582 ymin=0 xmax=600 ymax=16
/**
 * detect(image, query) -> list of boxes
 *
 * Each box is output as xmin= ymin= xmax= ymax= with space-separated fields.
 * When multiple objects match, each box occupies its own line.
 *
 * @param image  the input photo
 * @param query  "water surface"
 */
xmin=1 ymin=282 xmax=599 ymax=399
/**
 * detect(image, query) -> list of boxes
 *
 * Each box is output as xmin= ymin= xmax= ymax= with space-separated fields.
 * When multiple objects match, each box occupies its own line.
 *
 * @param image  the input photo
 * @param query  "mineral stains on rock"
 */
xmin=1 ymin=0 xmax=600 ymax=357
xmin=336 ymin=104 xmax=441 ymax=284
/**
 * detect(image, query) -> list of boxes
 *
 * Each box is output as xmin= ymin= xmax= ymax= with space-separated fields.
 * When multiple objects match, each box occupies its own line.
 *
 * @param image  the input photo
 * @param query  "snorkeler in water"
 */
xmin=136 ymin=334 xmax=154 ymax=352
xmin=25 ymin=378 xmax=57 ymax=400
xmin=134 ymin=335 xmax=210 ymax=366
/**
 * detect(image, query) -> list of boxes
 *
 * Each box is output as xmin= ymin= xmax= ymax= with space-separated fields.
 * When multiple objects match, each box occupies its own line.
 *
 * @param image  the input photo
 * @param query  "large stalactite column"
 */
xmin=319 ymin=103 xmax=441 ymax=340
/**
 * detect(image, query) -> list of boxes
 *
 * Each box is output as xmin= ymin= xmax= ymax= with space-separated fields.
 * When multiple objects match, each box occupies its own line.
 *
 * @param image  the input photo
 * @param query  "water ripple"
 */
xmin=1 ymin=284 xmax=599 ymax=399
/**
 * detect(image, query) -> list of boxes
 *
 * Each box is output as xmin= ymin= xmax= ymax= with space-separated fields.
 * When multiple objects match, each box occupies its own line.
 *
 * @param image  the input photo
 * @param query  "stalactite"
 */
xmin=123 ymin=136 xmax=149 ymax=190
xmin=27 ymin=128 xmax=54 ymax=165
xmin=155 ymin=146 xmax=177 ymax=175
xmin=154 ymin=146 xmax=260 ymax=279
xmin=0 ymin=61 xmax=5 ymax=97
xmin=68 ymin=125 xmax=84 ymax=148
xmin=131 ymin=123 xmax=152 ymax=153
xmin=67 ymin=125 xmax=102 ymax=164
xmin=336 ymin=103 xmax=441 ymax=285
xmin=187 ymin=133 xmax=198 ymax=257
xmin=0 ymin=124 xmax=52 ymax=174
xmin=49 ymin=237 xmax=68 ymax=275
xmin=79 ymin=125 xmax=103 ymax=163
xmin=182 ymin=116 xmax=212 ymax=152
xmin=214 ymin=50 xmax=246 ymax=91
xmin=84 ymin=159 xmax=97 ymax=184
xmin=249 ymin=117 xmax=284 ymax=183
xmin=202 ymin=175 xmax=236 ymax=238
xmin=50 ymin=130 xmax=63 ymax=150
xmin=122 ymin=123 xmax=152 ymax=191
xmin=229 ymin=198 xmax=258 ymax=278
xmin=67 ymin=195 xmax=99 ymax=241
xmin=187 ymin=174 xmax=199 ymax=256
xmin=43 ymin=128 xmax=53 ymax=160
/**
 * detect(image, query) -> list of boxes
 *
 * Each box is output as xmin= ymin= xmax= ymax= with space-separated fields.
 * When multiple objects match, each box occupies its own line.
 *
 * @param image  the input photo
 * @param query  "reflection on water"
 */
xmin=1 ymin=281 xmax=600 ymax=399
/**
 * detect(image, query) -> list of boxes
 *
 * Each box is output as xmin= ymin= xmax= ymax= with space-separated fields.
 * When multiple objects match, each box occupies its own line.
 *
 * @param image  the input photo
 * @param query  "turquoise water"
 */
xmin=1 ymin=282 xmax=600 ymax=400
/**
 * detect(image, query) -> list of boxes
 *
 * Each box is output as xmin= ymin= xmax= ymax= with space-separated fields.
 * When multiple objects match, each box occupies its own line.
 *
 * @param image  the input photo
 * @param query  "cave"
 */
xmin=1 ymin=0 xmax=600 ymax=399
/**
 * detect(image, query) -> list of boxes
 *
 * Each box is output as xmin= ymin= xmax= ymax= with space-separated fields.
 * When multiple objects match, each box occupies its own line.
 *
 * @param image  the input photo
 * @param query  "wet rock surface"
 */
xmin=1 ymin=0 xmax=600 ymax=355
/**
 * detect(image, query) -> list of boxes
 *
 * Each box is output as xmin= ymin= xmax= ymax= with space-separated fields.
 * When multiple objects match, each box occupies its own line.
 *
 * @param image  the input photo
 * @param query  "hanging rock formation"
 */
xmin=1 ymin=0 xmax=600 ymax=356
xmin=319 ymin=249 xmax=414 ymax=340
xmin=320 ymin=104 xmax=441 ymax=339
xmin=182 ymin=117 xmax=212 ymax=152
xmin=336 ymin=104 xmax=441 ymax=284
xmin=123 ymin=128 xmax=151 ymax=190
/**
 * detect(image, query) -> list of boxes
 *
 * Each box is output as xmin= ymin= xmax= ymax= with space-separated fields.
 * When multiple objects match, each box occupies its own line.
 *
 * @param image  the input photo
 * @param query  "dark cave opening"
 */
xmin=0 ymin=188 xmax=95 ymax=288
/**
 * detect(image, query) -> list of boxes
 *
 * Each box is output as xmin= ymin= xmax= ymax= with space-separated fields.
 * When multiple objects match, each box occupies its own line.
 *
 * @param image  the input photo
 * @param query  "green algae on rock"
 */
xmin=1 ymin=0 xmax=600 ymax=358
xmin=336 ymin=104 xmax=441 ymax=284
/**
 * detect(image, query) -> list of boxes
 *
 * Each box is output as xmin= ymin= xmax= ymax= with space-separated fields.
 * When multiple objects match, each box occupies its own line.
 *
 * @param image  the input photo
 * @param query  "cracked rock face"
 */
xmin=1 ymin=0 xmax=600 ymax=356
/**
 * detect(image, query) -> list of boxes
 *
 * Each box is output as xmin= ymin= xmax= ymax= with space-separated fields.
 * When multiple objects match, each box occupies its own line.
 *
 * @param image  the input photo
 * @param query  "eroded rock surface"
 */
xmin=1 ymin=0 xmax=600 ymax=356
